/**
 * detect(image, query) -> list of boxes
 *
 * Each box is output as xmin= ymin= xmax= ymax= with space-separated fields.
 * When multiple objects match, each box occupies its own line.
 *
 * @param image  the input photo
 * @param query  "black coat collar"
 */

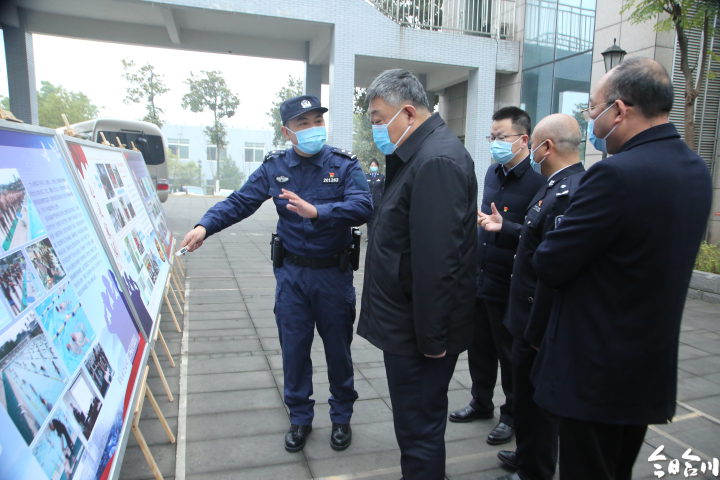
xmin=616 ymin=123 xmax=681 ymax=154
xmin=393 ymin=113 xmax=444 ymax=163
xmin=495 ymin=154 xmax=534 ymax=180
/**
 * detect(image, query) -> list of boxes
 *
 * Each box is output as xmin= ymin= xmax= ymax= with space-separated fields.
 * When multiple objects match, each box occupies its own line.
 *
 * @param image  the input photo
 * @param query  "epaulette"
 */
xmin=263 ymin=150 xmax=286 ymax=163
xmin=332 ymin=148 xmax=358 ymax=161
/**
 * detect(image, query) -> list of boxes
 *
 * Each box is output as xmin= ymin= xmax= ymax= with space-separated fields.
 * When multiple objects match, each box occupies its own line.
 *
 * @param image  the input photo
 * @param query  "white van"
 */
xmin=58 ymin=119 xmax=170 ymax=202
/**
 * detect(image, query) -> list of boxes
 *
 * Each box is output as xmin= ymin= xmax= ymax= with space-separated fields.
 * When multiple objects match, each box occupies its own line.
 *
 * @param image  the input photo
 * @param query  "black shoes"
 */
xmin=330 ymin=423 xmax=352 ymax=451
xmin=487 ymin=421 xmax=515 ymax=445
xmin=497 ymin=450 xmax=519 ymax=470
xmin=285 ymin=424 xmax=312 ymax=452
xmin=449 ymin=405 xmax=495 ymax=423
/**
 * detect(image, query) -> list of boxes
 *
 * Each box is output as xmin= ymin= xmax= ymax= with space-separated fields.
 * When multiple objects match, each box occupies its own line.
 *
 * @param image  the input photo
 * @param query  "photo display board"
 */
xmin=0 ymin=125 xmax=146 ymax=480
xmin=122 ymin=150 xmax=173 ymax=259
xmin=63 ymin=139 xmax=170 ymax=340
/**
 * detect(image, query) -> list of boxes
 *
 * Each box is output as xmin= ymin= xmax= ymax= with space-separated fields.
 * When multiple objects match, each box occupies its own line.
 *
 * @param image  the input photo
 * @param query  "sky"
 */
xmin=0 ymin=32 xmax=329 ymax=130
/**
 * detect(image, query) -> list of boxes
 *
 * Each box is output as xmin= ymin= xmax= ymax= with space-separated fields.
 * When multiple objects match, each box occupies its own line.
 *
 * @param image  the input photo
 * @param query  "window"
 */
xmin=168 ymin=138 xmax=190 ymax=160
xmin=245 ymin=143 xmax=265 ymax=163
xmin=206 ymin=145 xmax=228 ymax=161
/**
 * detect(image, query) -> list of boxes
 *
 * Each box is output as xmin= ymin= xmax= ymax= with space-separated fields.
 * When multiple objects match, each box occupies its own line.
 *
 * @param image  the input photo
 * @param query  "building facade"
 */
xmin=161 ymin=124 xmax=277 ymax=190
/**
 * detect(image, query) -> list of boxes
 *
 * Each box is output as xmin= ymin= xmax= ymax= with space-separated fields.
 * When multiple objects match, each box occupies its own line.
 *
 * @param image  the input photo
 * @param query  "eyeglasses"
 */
xmin=580 ymin=100 xmax=634 ymax=121
xmin=486 ymin=134 xmax=523 ymax=143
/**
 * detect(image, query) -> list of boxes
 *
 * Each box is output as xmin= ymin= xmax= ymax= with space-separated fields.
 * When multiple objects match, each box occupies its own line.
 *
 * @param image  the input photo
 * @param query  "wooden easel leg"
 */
xmin=172 ymin=264 xmax=186 ymax=296
xmin=151 ymin=348 xmax=173 ymax=402
xmin=164 ymin=293 xmax=182 ymax=333
xmin=146 ymin=385 xmax=176 ymax=443
xmin=132 ymin=424 xmax=164 ymax=480
xmin=169 ymin=285 xmax=184 ymax=316
xmin=157 ymin=330 xmax=175 ymax=367
xmin=171 ymin=269 xmax=185 ymax=303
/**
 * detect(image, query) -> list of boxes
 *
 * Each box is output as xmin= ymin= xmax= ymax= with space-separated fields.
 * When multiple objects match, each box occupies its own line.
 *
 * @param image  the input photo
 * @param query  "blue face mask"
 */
xmin=372 ymin=108 xmax=412 ymax=155
xmin=490 ymin=137 xmax=523 ymax=165
xmin=286 ymin=125 xmax=327 ymax=155
xmin=370 ymin=166 xmax=378 ymax=173
xmin=530 ymin=141 xmax=548 ymax=174
xmin=587 ymin=103 xmax=619 ymax=154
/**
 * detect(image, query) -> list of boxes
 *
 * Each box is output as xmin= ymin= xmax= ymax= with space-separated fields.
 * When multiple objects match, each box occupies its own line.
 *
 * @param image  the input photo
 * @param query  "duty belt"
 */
xmin=284 ymin=251 xmax=342 ymax=269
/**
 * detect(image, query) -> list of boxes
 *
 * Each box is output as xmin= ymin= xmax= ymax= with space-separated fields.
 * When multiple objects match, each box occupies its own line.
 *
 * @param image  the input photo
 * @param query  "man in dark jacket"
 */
xmin=531 ymin=58 xmax=712 ymax=480
xmin=358 ymin=69 xmax=477 ymax=480
xmin=480 ymin=113 xmax=585 ymax=480
xmin=449 ymin=107 xmax=545 ymax=446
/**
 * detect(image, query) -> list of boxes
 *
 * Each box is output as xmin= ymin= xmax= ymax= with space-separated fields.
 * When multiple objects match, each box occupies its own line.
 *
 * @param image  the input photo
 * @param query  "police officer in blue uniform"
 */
xmin=180 ymin=95 xmax=373 ymax=453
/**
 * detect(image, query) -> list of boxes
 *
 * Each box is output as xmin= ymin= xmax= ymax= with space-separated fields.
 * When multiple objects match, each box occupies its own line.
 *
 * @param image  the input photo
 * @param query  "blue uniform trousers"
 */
xmin=274 ymin=258 xmax=358 ymax=425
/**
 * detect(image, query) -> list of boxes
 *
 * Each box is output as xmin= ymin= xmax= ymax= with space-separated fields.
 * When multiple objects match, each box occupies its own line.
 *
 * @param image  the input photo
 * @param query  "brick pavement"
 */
xmin=120 ymin=196 xmax=720 ymax=480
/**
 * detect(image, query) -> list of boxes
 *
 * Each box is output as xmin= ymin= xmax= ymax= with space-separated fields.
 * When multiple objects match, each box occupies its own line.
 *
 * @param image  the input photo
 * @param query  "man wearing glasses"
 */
xmin=449 ymin=107 xmax=544 ymax=447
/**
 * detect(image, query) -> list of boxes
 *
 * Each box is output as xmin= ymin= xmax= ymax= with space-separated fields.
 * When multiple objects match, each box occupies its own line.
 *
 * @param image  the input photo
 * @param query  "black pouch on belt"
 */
xmin=350 ymin=227 xmax=362 ymax=271
xmin=270 ymin=234 xmax=284 ymax=268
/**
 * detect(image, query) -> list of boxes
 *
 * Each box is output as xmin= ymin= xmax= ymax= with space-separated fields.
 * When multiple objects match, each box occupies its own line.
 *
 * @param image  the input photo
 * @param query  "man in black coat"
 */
xmin=449 ymin=107 xmax=545 ymax=446
xmin=358 ymin=69 xmax=477 ymax=479
xmin=531 ymin=58 xmax=713 ymax=480
xmin=480 ymin=113 xmax=586 ymax=480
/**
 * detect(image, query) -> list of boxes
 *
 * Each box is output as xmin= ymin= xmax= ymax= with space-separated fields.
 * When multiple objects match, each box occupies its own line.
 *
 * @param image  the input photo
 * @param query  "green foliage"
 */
xmin=695 ymin=242 xmax=720 ymax=274
xmin=122 ymin=59 xmax=169 ymax=128
xmin=34 ymin=81 xmax=99 ymax=129
xmin=353 ymin=88 xmax=384 ymax=171
xmin=622 ymin=0 xmax=718 ymax=33
xmin=0 ymin=96 xmax=8 ymax=110
xmin=168 ymin=151 xmax=202 ymax=189
xmin=182 ymin=70 xmax=240 ymax=188
xmin=267 ymin=75 xmax=304 ymax=147
xmin=219 ymin=157 xmax=246 ymax=191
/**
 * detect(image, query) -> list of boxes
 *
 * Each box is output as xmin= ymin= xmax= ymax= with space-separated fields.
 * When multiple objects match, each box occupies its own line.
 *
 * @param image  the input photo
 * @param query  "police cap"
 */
xmin=280 ymin=95 xmax=328 ymax=125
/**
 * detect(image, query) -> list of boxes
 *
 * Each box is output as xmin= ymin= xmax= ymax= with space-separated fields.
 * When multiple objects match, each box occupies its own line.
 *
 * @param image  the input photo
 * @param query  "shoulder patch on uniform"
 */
xmin=263 ymin=150 xmax=286 ymax=163
xmin=332 ymin=148 xmax=358 ymax=161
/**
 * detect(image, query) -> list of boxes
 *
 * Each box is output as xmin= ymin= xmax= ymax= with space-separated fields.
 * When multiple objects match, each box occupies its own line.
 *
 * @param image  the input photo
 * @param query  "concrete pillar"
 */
xmin=304 ymin=41 xmax=322 ymax=99
xmin=466 ymin=66 xmax=496 ymax=201
xmin=2 ymin=9 xmax=38 ymax=125
xmin=417 ymin=74 xmax=435 ymax=109
xmin=327 ymin=26 xmax=354 ymax=150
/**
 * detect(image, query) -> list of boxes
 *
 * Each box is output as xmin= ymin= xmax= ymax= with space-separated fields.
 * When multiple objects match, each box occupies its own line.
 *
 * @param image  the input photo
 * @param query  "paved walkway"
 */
xmin=120 ymin=196 xmax=720 ymax=480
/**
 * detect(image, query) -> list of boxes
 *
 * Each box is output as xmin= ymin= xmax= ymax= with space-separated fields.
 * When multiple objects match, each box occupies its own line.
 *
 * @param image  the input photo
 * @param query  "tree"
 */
xmin=168 ymin=151 xmax=201 ymax=189
xmin=219 ymin=157 xmax=246 ymax=190
xmin=353 ymin=88 xmax=385 ymax=170
xmin=36 ymin=81 xmax=99 ymax=129
xmin=622 ymin=0 xmax=719 ymax=151
xmin=182 ymin=70 xmax=240 ymax=194
xmin=267 ymin=75 xmax=304 ymax=147
xmin=122 ymin=59 xmax=170 ymax=128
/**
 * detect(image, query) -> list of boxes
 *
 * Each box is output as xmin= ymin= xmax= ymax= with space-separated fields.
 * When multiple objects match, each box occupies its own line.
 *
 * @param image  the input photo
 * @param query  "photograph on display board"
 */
xmin=133 ymin=171 xmax=148 ymax=198
xmin=94 ymin=164 xmax=115 ymax=201
xmin=117 ymin=196 xmax=132 ymax=223
xmin=104 ymin=164 xmax=119 ymax=189
xmin=27 ymin=237 xmax=67 ymax=291
xmin=123 ymin=195 xmax=136 ymax=219
xmin=153 ymin=237 xmax=166 ymax=263
xmin=83 ymin=343 xmax=113 ymax=398
xmin=62 ymin=369 xmax=102 ymax=440
xmin=111 ymin=165 xmax=123 ymax=188
xmin=142 ymin=253 xmax=158 ymax=285
xmin=0 ymin=168 xmax=46 ymax=252
xmin=123 ymin=236 xmax=142 ymax=274
xmin=35 ymin=282 xmax=96 ymax=375
xmin=0 ymin=312 xmax=69 ymax=445
xmin=130 ymin=228 xmax=144 ymax=256
xmin=105 ymin=200 xmax=123 ymax=234
xmin=0 ymin=250 xmax=44 ymax=316
xmin=31 ymin=406 xmax=85 ymax=480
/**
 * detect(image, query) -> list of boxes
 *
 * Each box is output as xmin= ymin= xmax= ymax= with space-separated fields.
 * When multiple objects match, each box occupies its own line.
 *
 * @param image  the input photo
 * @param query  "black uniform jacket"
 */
xmin=498 ymin=163 xmax=585 ymax=345
xmin=531 ymin=123 xmax=713 ymax=425
xmin=366 ymin=172 xmax=386 ymax=207
xmin=358 ymin=113 xmax=478 ymax=356
xmin=477 ymin=156 xmax=545 ymax=301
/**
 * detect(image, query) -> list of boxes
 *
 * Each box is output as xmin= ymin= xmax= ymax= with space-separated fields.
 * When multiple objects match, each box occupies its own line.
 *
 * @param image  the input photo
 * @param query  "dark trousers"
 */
xmin=512 ymin=338 xmax=559 ymax=480
xmin=559 ymin=417 xmax=647 ymax=480
xmin=384 ymin=351 xmax=459 ymax=480
xmin=468 ymin=297 xmax=514 ymax=426
xmin=274 ymin=261 xmax=358 ymax=425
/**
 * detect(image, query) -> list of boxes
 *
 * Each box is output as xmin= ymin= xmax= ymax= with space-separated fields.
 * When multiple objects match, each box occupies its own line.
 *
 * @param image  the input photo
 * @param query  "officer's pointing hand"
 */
xmin=478 ymin=202 xmax=503 ymax=232
xmin=181 ymin=225 xmax=206 ymax=252
xmin=279 ymin=189 xmax=318 ymax=219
